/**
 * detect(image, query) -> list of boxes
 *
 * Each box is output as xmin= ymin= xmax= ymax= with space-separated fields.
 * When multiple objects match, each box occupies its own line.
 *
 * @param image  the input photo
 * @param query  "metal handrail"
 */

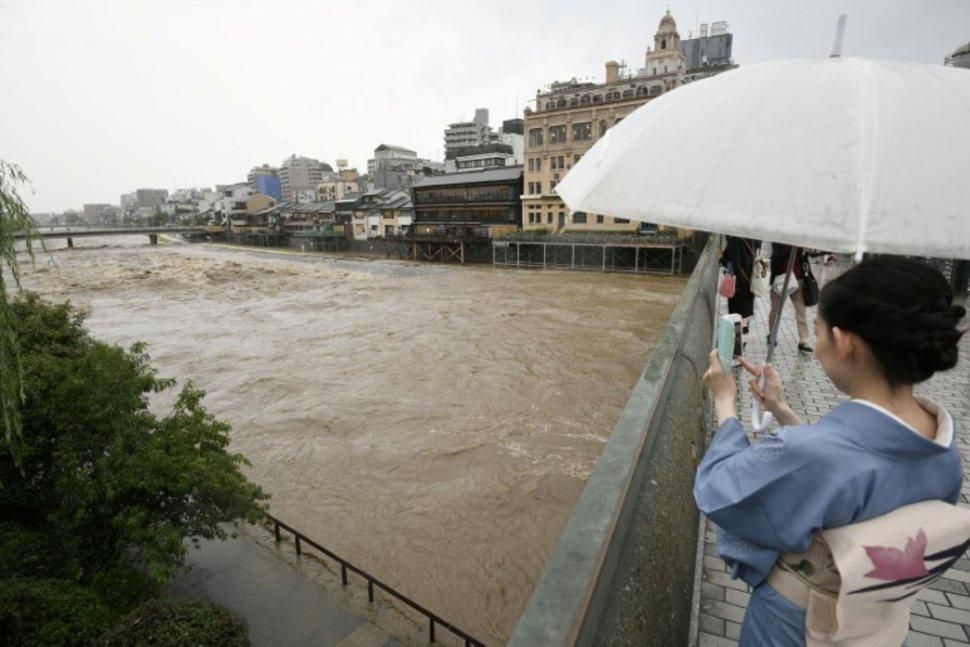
xmin=266 ymin=514 xmax=485 ymax=646
xmin=495 ymin=232 xmax=683 ymax=246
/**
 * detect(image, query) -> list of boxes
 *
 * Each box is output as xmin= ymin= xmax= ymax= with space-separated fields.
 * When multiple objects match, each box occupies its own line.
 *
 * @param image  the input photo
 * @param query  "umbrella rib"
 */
xmin=854 ymin=59 xmax=879 ymax=261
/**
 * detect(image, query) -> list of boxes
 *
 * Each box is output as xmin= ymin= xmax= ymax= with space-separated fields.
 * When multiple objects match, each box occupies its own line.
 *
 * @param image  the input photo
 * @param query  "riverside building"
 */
xmin=522 ymin=10 xmax=734 ymax=234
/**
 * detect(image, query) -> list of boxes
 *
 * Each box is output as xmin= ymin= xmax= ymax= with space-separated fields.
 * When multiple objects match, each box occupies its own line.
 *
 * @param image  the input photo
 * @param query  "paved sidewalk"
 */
xmin=693 ymin=261 xmax=970 ymax=647
xmin=166 ymin=531 xmax=402 ymax=647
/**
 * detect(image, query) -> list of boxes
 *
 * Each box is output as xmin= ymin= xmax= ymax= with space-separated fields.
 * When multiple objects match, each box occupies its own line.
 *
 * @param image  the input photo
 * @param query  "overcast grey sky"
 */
xmin=3 ymin=0 xmax=968 ymax=212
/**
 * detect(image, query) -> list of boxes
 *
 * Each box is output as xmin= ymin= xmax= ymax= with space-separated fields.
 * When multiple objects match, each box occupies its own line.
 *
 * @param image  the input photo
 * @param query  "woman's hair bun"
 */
xmin=819 ymin=258 xmax=966 ymax=386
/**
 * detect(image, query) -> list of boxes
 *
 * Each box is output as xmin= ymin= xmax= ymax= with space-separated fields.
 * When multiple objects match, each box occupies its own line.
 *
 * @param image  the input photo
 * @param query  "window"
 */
xmin=569 ymin=97 xmax=579 ymax=107
xmin=599 ymin=120 xmax=608 ymax=137
xmin=592 ymin=95 xmax=603 ymax=103
xmin=572 ymin=211 xmax=587 ymax=224
xmin=581 ymin=95 xmax=591 ymax=105
xmin=622 ymin=89 xmax=634 ymax=98
xmin=615 ymin=117 xmax=624 ymax=125
xmin=596 ymin=215 xmax=604 ymax=223
xmin=536 ymin=181 xmax=542 ymax=194
xmin=550 ymin=180 xmax=557 ymax=191
xmin=528 ymin=158 xmax=534 ymax=172
xmin=549 ymin=125 xmax=567 ymax=144
xmin=573 ymin=153 xmax=581 ymax=163
xmin=545 ymin=101 xmax=554 ymax=110
xmin=550 ymin=157 xmax=558 ymax=171
xmin=615 ymin=218 xmax=629 ymax=224
xmin=534 ymin=157 xmax=542 ymax=171
xmin=572 ymin=122 xmax=591 ymax=141
xmin=556 ymin=98 xmax=566 ymax=108
xmin=661 ymin=38 xmax=666 ymax=50
xmin=527 ymin=182 xmax=534 ymax=194
xmin=547 ymin=213 xmax=553 ymax=224
xmin=529 ymin=128 xmax=544 ymax=146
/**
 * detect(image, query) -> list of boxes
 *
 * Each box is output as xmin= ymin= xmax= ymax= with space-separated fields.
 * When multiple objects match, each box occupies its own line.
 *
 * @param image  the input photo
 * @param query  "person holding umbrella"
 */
xmin=550 ymin=33 xmax=970 ymax=647
xmin=695 ymin=257 xmax=965 ymax=645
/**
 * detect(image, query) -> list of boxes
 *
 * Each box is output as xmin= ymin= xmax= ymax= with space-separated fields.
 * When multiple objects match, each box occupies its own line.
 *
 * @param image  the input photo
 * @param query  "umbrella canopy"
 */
xmin=556 ymin=57 xmax=970 ymax=260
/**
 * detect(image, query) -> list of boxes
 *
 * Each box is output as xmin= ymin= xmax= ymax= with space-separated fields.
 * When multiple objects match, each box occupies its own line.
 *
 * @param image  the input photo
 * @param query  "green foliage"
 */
xmin=0 ymin=520 xmax=75 ymax=580
xmin=0 ymin=292 xmax=269 ymax=610
xmin=0 ymin=577 xmax=113 ymax=646
xmin=0 ymin=160 xmax=40 ymax=452
xmin=101 ymin=598 xmax=249 ymax=646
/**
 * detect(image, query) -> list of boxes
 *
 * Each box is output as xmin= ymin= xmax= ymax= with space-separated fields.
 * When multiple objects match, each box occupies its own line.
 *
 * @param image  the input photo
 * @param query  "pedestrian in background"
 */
xmin=768 ymin=244 xmax=813 ymax=352
xmin=720 ymin=236 xmax=760 ymax=338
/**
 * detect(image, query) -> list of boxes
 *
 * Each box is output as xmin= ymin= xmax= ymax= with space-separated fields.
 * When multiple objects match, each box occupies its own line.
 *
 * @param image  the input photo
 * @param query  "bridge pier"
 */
xmin=149 ymin=234 xmax=158 ymax=245
xmin=66 ymin=237 xmax=73 ymax=249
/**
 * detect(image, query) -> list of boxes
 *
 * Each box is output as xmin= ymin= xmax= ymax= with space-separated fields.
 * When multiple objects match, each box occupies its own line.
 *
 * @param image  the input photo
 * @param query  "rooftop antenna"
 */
xmin=830 ymin=14 xmax=847 ymax=58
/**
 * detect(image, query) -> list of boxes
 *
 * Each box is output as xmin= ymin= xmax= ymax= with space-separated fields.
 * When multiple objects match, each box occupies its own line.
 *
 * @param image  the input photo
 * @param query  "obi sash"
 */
xmin=767 ymin=500 xmax=970 ymax=646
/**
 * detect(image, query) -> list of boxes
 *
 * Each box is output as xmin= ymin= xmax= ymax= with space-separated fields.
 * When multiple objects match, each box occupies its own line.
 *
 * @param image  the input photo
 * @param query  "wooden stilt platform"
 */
xmin=492 ymin=234 xmax=687 ymax=275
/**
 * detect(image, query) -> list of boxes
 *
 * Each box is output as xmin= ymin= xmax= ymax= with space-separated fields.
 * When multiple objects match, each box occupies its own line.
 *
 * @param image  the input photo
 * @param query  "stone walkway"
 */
xmin=693 ymin=260 xmax=970 ymax=647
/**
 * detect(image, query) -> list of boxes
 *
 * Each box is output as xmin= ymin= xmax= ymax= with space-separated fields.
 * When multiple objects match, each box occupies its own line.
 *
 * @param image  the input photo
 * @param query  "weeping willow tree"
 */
xmin=0 ymin=161 xmax=38 ymax=450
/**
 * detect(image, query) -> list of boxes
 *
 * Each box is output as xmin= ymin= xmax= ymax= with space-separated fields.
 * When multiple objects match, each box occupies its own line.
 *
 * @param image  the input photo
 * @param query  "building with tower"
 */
xmin=521 ymin=8 xmax=734 ymax=234
xmin=645 ymin=9 xmax=687 ymax=81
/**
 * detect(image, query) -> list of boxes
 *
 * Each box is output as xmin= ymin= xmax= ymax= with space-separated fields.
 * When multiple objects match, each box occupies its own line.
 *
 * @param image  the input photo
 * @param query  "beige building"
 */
xmin=522 ymin=9 xmax=692 ymax=234
xmin=316 ymin=177 xmax=360 ymax=201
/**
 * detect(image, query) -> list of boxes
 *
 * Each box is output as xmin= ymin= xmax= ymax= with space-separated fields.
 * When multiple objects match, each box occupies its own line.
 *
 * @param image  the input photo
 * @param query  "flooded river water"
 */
xmin=18 ymin=236 xmax=685 ymax=644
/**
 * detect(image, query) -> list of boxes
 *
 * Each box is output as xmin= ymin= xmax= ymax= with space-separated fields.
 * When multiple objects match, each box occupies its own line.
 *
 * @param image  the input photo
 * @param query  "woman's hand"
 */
xmin=737 ymin=357 xmax=805 ymax=426
xmin=704 ymin=349 xmax=737 ymax=424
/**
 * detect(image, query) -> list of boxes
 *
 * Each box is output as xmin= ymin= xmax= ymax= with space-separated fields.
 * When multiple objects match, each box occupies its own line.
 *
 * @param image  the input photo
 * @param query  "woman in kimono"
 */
xmin=694 ymin=257 xmax=966 ymax=645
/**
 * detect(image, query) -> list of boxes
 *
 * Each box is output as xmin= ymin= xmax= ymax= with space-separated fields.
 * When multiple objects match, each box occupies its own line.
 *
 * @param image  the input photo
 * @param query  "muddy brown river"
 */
xmin=18 ymin=236 xmax=685 ymax=644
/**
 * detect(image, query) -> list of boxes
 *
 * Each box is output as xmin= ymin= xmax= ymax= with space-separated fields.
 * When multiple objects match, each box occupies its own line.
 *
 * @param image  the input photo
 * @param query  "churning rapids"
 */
xmin=17 ymin=236 xmax=685 ymax=644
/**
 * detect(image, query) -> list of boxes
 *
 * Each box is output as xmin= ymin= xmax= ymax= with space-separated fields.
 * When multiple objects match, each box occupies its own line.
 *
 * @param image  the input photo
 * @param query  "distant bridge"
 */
xmin=15 ymin=226 xmax=214 ymax=246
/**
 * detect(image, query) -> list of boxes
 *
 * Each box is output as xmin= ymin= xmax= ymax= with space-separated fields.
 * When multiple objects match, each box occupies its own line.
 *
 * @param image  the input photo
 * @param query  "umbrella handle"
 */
xmin=751 ymin=372 xmax=775 ymax=432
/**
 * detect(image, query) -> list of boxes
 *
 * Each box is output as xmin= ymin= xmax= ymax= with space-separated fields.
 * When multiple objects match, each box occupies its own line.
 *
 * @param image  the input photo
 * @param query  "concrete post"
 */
xmin=149 ymin=233 xmax=158 ymax=245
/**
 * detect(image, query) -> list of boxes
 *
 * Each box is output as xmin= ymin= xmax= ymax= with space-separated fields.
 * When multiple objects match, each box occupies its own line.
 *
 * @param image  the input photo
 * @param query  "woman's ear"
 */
xmin=831 ymin=326 xmax=854 ymax=359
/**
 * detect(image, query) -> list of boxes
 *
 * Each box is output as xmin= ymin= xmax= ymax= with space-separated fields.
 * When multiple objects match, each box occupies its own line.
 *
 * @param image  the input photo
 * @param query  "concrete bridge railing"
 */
xmin=510 ymin=236 xmax=718 ymax=646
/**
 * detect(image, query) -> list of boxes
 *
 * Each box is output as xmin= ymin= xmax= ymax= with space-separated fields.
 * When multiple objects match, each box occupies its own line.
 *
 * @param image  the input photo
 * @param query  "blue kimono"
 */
xmin=694 ymin=400 xmax=962 ymax=646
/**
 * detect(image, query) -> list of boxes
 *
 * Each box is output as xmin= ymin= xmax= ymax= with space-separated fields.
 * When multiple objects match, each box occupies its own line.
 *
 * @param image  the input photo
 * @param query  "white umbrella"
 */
xmin=556 ymin=57 xmax=970 ymax=261
xmin=556 ymin=54 xmax=970 ymax=429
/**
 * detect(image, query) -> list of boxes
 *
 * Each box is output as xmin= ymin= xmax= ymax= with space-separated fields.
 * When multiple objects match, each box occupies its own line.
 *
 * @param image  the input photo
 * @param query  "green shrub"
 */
xmin=0 ymin=577 xmax=113 ymax=646
xmin=101 ymin=598 xmax=248 ymax=646
xmin=0 ymin=521 xmax=75 ymax=580
xmin=0 ymin=293 xmax=268 ymax=594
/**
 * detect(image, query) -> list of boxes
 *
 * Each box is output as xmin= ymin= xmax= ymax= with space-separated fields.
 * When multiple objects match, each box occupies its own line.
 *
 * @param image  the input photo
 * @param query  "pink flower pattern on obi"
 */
xmin=863 ymin=529 xmax=929 ymax=580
